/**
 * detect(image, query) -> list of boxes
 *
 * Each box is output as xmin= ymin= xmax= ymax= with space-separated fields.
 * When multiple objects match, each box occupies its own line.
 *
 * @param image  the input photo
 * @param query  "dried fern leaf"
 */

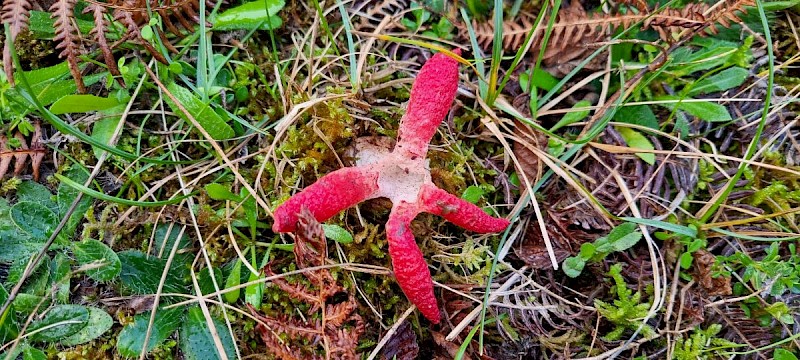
xmin=85 ymin=3 xmax=125 ymax=87
xmin=0 ymin=122 xmax=46 ymax=181
xmin=51 ymin=0 xmax=86 ymax=93
xmin=113 ymin=0 xmax=168 ymax=64
xmin=1 ymin=0 xmax=32 ymax=85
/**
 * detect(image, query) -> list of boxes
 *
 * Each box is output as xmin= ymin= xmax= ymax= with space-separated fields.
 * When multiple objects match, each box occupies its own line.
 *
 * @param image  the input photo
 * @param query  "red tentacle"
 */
xmin=272 ymin=166 xmax=379 ymax=232
xmin=386 ymin=202 xmax=440 ymax=323
xmin=420 ymin=184 xmax=510 ymax=233
xmin=395 ymin=50 xmax=461 ymax=159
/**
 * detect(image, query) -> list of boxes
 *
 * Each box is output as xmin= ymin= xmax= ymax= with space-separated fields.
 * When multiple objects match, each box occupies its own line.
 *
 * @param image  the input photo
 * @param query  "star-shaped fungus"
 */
xmin=272 ymin=50 xmax=510 ymax=323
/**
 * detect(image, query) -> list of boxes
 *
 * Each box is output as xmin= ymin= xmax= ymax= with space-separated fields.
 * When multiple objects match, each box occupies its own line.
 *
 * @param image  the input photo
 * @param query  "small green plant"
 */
xmin=672 ymin=324 xmax=743 ymax=360
xmin=562 ymin=222 xmax=642 ymax=278
xmin=594 ymin=264 xmax=654 ymax=341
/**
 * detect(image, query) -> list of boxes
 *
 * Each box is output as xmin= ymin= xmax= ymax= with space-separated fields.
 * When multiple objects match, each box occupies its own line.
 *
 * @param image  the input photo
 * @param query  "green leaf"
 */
xmin=655 ymin=96 xmax=732 ymax=122
xmin=619 ymin=217 xmax=697 ymax=238
xmin=117 ymin=306 xmax=184 ymax=358
xmin=72 ymin=239 xmax=122 ymax=282
xmin=164 ymin=82 xmax=235 ymax=140
xmin=679 ymin=252 xmax=694 ymax=269
xmin=579 ymin=243 xmax=595 ymax=260
xmin=322 ymin=224 xmax=353 ymax=244
xmin=15 ymin=182 xmax=56 ymax=211
xmin=50 ymin=95 xmax=121 ymax=114
xmin=461 ymin=185 xmax=485 ymax=204
xmin=224 ymin=259 xmax=242 ymax=303
xmin=205 ymin=183 xmax=241 ymax=201
xmin=519 ymin=68 xmax=558 ymax=92
xmin=60 ymin=306 xmax=113 ymax=346
xmin=774 ymin=349 xmax=799 ymax=360
xmin=687 ymin=67 xmax=748 ymax=96
xmin=0 ymin=285 xmax=19 ymax=343
xmin=56 ymin=168 xmax=92 ymax=236
xmin=179 ymin=307 xmax=236 ymax=360
xmin=23 ymin=347 xmax=46 ymax=360
xmin=212 ymin=0 xmax=284 ymax=31
xmin=551 ymin=100 xmax=591 ymax=132
xmin=616 ymin=127 xmax=655 ymax=165
xmin=28 ymin=305 xmax=89 ymax=342
xmin=91 ymin=112 xmax=123 ymax=159
xmin=10 ymin=202 xmax=58 ymax=241
xmin=766 ymin=302 xmax=795 ymax=324
xmin=612 ymin=105 xmax=658 ymax=130
xmin=118 ymin=250 xmax=188 ymax=295
xmin=562 ymin=257 xmax=585 ymax=278
xmin=609 ymin=231 xmax=642 ymax=252
xmin=50 ymin=253 xmax=71 ymax=303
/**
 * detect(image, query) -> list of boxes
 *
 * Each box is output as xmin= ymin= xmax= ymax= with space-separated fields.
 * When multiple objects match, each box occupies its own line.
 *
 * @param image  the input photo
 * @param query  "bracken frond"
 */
xmin=0 ymin=122 xmax=46 ymax=181
xmin=460 ymin=0 xmax=755 ymax=73
xmin=1 ymin=0 xmax=32 ymax=84
xmin=84 ymin=2 xmax=124 ymax=87
xmin=51 ymin=0 xmax=86 ymax=92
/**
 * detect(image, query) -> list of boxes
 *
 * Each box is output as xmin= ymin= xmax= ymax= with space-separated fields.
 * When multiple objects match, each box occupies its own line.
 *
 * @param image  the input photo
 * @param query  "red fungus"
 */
xmin=272 ymin=50 xmax=510 ymax=323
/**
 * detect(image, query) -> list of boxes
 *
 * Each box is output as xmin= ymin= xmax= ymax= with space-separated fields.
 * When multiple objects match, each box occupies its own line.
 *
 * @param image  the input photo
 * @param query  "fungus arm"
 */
xmin=272 ymin=166 xmax=379 ymax=232
xmin=395 ymin=51 xmax=461 ymax=159
xmin=420 ymin=184 xmax=510 ymax=233
xmin=386 ymin=202 xmax=440 ymax=323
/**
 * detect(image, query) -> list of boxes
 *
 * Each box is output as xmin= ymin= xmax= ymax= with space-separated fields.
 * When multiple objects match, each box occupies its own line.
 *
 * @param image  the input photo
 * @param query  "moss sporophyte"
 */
xmin=272 ymin=50 xmax=510 ymax=324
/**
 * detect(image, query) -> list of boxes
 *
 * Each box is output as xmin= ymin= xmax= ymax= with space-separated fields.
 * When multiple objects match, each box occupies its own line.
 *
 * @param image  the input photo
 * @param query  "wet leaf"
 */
xmin=179 ymin=307 xmax=236 ymax=360
xmin=72 ymin=239 xmax=121 ymax=282
xmin=164 ymin=82 xmax=234 ymax=140
xmin=117 ymin=306 xmax=184 ymax=358
xmin=322 ymin=224 xmax=354 ymax=244
xmin=50 ymin=94 xmax=121 ymax=114
xmin=60 ymin=306 xmax=113 ymax=346
xmin=118 ymin=250 xmax=188 ymax=295
xmin=213 ymin=0 xmax=284 ymax=31
xmin=29 ymin=305 xmax=89 ymax=342
xmin=616 ymin=127 xmax=655 ymax=165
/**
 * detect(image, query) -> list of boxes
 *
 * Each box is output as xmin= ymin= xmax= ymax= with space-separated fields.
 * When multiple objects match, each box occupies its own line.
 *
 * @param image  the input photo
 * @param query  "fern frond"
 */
xmin=113 ymin=0 xmax=168 ymax=64
xmin=1 ymin=0 xmax=32 ymax=84
xmin=85 ymin=3 xmax=124 ymax=87
xmin=51 ymin=0 xmax=86 ymax=92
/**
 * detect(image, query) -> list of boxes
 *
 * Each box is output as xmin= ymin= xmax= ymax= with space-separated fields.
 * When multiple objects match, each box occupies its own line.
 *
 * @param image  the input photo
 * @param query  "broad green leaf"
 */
xmin=774 ymin=349 xmax=799 ymax=360
xmin=56 ymin=168 xmax=92 ymax=236
xmin=60 ymin=306 xmax=113 ymax=346
xmin=10 ymin=202 xmax=58 ymax=241
xmin=117 ymin=306 xmax=184 ymax=358
xmin=613 ymin=105 xmax=658 ymax=130
xmin=655 ymin=96 xmax=732 ymax=122
xmin=26 ymin=11 xmax=94 ymax=38
xmin=50 ymin=94 xmax=121 ymax=114
xmin=551 ymin=100 xmax=592 ymax=132
xmin=179 ymin=307 xmax=236 ymax=360
xmin=0 ymin=286 xmax=19 ymax=343
xmin=609 ymin=231 xmax=642 ymax=252
xmin=118 ymin=250 xmax=188 ymax=295
xmin=213 ymin=0 xmax=285 ymax=31
xmin=90 ymin=111 xmax=123 ymax=158
xmin=153 ymin=224 xmax=192 ymax=281
xmin=687 ymin=67 xmax=748 ymax=96
xmin=50 ymin=253 xmax=71 ymax=303
xmin=13 ymin=294 xmax=47 ymax=316
xmin=72 ymin=239 xmax=122 ymax=282
xmin=766 ymin=302 xmax=794 ymax=324
xmin=205 ymin=183 xmax=241 ymax=201
xmin=322 ymin=224 xmax=354 ymax=244
xmin=562 ymin=257 xmax=585 ymax=278
xmin=197 ymin=267 xmax=223 ymax=295
xmin=578 ymin=242 xmax=595 ymax=260
xmin=461 ymin=185 xmax=485 ymax=204
xmin=224 ymin=259 xmax=242 ymax=303
xmin=15 ymin=182 xmax=56 ymax=211
xmin=616 ymin=127 xmax=655 ymax=165
xmin=23 ymin=347 xmax=46 ymax=360
xmin=28 ymin=305 xmax=89 ymax=342
xmin=164 ymin=82 xmax=235 ymax=140
xmin=519 ymin=67 xmax=559 ymax=92
xmin=679 ymin=252 xmax=694 ymax=269
xmin=606 ymin=223 xmax=638 ymax=242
